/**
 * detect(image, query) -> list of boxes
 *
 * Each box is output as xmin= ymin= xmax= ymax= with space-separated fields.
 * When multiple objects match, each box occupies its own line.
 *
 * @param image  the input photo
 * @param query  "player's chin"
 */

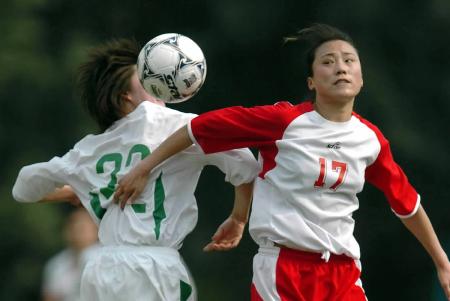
xmin=326 ymin=90 xmax=358 ymax=103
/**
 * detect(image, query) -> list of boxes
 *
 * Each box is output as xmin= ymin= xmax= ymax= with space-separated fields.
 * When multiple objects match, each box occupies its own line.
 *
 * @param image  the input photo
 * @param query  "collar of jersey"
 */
xmin=308 ymin=110 xmax=355 ymax=129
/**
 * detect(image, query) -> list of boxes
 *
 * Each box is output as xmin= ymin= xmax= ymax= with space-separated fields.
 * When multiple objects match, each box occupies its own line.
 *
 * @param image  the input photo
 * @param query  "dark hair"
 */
xmin=77 ymin=38 xmax=140 ymax=132
xmin=284 ymin=23 xmax=356 ymax=77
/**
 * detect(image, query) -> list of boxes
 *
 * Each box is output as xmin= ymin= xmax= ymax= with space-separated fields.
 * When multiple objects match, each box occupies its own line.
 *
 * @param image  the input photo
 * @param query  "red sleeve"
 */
xmin=362 ymin=119 xmax=419 ymax=217
xmin=190 ymin=101 xmax=312 ymax=153
xmin=190 ymin=101 xmax=314 ymax=178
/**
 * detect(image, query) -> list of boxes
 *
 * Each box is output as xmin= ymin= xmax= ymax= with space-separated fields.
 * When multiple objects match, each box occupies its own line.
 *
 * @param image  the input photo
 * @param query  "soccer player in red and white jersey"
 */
xmin=115 ymin=24 xmax=450 ymax=300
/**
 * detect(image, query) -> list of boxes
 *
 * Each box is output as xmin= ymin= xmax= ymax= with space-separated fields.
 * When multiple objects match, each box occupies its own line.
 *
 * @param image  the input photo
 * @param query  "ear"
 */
xmin=121 ymin=91 xmax=132 ymax=102
xmin=307 ymin=77 xmax=315 ymax=91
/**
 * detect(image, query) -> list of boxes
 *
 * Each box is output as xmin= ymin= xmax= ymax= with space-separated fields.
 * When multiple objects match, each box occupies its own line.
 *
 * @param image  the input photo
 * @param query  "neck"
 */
xmin=313 ymin=98 xmax=354 ymax=122
xmin=121 ymin=102 xmax=137 ymax=117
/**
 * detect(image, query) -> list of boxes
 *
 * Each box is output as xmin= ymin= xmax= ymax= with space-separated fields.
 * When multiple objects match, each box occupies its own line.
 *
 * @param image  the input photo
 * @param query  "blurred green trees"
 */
xmin=1 ymin=0 xmax=450 ymax=300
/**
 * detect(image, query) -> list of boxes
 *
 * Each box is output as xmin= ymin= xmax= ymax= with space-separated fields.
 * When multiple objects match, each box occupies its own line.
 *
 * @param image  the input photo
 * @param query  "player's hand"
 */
xmin=40 ymin=185 xmax=81 ymax=206
xmin=437 ymin=261 xmax=450 ymax=300
xmin=62 ymin=185 xmax=82 ymax=206
xmin=203 ymin=216 xmax=246 ymax=252
xmin=68 ymin=194 xmax=82 ymax=207
xmin=114 ymin=166 xmax=149 ymax=210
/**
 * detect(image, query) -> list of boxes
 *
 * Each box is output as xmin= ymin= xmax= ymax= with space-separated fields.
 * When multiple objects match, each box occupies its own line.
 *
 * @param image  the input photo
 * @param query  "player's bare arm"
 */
xmin=115 ymin=125 xmax=192 ymax=208
xmin=203 ymin=181 xmax=254 ymax=252
xmin=401 ymin=205 xmax=450 ymax=300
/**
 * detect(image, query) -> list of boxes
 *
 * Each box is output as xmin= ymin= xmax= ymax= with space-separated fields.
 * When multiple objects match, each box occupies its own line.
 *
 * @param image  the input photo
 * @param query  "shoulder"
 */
xmin=138 ymin=102 xmax=197 ymax=127
xmin=76 ymin=102 xmax=196 ymax=145
xmin=217 ymin=100 xmax=315 ymax=129
xmin=275 ymin=100 xmax=315 ymax=125
xmin=274 ymin=100 xmax=314 ymax=115
xmin=141 ymin=101 xmax=196 ymax=116
xmin=243 ymin=100 xmax=314 ymax=120
xmin=352 ymin=111 xmax=388 ymax=145
xmin=257 ymin=100 xmax=313 ymax=112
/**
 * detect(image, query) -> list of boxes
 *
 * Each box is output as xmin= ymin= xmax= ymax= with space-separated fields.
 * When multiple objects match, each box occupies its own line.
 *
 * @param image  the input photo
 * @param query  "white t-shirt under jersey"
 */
xmin=13 ymin=102 xmax=259 ymax=249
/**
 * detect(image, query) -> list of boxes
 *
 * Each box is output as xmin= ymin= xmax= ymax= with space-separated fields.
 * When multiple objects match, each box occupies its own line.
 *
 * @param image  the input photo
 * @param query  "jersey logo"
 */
xmin=327 ymin=142 xmax=341 ymax=149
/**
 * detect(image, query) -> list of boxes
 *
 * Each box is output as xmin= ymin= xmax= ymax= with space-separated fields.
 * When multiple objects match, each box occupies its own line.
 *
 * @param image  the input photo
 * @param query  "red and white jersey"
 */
xmin=188 ymin=101 xmax=420 ymax=259
xmin=13 ymin=102 xmax=259 ymax=249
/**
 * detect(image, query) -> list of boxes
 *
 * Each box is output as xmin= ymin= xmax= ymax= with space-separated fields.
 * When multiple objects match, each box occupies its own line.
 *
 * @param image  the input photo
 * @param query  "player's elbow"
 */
xmin=12 ymin=185 xmax=29 ymax=203
xmin=12 ymin=166 xmax=40 ymax=203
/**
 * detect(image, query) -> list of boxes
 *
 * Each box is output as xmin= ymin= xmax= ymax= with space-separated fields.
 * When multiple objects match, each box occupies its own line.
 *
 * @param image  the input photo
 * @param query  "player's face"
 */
xmin=126 ymin=69 xmax=165 ymax=108
xmin=307 ymin=40 xmax=363 ymax=105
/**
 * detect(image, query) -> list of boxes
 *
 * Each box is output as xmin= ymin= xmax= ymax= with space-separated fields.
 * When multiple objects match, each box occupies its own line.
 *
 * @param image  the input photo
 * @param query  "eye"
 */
xmin=345 ymin=57 xmax=356 ymax=63
xmin=322 ymin=59 xmax=334 ymax=65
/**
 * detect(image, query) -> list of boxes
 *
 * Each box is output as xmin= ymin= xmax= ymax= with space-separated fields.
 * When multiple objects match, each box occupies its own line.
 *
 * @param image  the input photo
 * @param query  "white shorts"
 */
xmin=80 ymin=245 xmax=196 ymax=301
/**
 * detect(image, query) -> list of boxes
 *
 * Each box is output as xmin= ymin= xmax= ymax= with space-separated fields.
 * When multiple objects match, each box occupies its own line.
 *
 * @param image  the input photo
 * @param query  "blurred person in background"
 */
xmin=42 ymin=207 xmax=98 ymax=301
xmin=114 ymin=24 xmax=450 ymax=301
xmin=12 ymin=38 xmax=258 ymax=301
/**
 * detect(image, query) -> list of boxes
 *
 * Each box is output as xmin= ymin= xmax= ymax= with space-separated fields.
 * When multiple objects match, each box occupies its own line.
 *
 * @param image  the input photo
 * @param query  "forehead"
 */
xmin=315 ymin=40 xmax=358 ymax=58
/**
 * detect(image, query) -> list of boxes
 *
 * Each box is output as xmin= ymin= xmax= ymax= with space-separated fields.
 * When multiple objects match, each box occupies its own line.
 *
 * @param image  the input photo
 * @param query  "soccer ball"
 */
xmin=137 ymin=33 xmax=207 ymax=103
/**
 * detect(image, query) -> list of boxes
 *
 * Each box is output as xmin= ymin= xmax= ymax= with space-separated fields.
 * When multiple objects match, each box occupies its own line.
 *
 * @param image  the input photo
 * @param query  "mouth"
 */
xmin=334 ymin=79 xmax=351 ymax=85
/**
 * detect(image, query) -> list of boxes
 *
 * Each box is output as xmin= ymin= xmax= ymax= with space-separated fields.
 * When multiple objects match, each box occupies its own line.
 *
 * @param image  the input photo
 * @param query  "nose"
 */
xmin=335 ymin=59 xmax=348 ymax=75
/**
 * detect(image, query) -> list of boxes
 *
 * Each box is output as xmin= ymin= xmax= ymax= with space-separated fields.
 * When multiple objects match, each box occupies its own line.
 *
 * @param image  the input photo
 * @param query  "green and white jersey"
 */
xmin=13 ymin=102 xmax=259 ymax=249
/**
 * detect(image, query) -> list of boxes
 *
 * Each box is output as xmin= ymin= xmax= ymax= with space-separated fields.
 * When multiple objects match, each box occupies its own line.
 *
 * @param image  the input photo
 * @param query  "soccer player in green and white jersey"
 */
xmin=12 ymin=38 xmax=259 ymax=301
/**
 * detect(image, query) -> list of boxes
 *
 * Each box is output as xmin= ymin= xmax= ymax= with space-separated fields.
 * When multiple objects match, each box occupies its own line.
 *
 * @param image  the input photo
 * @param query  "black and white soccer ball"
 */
xmin=137 ymin=33 xmax=207 ymax=103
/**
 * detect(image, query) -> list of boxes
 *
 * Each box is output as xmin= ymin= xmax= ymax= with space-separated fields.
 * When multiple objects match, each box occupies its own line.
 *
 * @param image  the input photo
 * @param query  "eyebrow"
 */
xmin=320 ymin=52 xmax=357 ymax=58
